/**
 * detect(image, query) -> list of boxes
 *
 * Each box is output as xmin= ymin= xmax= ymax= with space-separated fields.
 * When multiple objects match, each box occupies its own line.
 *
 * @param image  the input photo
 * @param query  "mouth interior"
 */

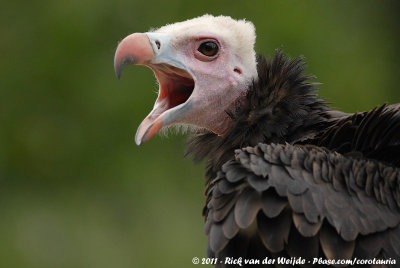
xmin=152 ymin=64 xmax=195 ymax=113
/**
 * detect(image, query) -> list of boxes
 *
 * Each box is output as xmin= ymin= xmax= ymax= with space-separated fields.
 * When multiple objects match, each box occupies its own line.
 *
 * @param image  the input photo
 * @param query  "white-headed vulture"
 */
xmin=114 ymin=15 xmax=400 ymax=267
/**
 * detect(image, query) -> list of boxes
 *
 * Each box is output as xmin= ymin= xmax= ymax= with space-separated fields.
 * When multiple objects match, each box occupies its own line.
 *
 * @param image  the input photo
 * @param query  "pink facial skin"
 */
xmin=115 ymin=32 xmax=250 ymax=145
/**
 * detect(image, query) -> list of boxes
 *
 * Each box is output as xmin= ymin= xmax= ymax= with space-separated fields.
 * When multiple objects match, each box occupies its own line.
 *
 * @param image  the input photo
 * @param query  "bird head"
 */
xmin=114 ymin=15 xmax=257 ymax=145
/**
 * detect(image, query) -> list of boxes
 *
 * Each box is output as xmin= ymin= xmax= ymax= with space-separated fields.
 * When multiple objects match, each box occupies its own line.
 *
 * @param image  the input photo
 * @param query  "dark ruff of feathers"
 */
xmin=308 ymin=103 xmax=400 ymax=167
xmin=185 ymin=51 xmax=400 ymax=267
xmin=186 ymin=51 xmax=332 ymax=181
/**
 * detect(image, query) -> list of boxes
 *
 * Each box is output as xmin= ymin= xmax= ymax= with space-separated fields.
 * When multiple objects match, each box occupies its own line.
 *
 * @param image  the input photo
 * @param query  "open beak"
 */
xmin=114 ymin=33 xmax=195 ymax=145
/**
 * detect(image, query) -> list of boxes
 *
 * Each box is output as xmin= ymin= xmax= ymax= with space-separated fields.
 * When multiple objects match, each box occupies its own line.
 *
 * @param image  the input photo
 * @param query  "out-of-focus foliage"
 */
xmin=1 ymin=0 xmax=399 ymax=267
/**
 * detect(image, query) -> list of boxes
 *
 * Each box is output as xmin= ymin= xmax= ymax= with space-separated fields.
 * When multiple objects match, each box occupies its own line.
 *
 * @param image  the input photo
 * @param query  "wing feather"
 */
xmin=204 ymin=142 xmax=400 ymax=262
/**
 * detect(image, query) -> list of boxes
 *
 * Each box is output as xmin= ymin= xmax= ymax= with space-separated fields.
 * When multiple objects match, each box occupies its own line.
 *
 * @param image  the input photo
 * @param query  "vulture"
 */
xmin=114 ymin=15 xmax=400 ymax=267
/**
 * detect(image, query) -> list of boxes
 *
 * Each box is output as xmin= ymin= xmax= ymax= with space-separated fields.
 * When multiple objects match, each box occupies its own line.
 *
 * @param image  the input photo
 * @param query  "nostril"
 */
xmin=234 ymin=67 xmax=242 ymax=74
xmin=155 ymin=40 xmax=161 ymax=50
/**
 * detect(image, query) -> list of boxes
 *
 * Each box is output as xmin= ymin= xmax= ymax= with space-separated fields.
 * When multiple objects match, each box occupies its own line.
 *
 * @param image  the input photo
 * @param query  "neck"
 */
xmin=186 ymin=51 xmax=332 ymax=181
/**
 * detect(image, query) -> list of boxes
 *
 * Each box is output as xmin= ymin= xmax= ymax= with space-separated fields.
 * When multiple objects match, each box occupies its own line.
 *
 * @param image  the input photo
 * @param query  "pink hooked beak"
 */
xmin=114 ymin=32 xmax=195 ymax=145
xmin=114 ymin=33 xmax=155 ymax=79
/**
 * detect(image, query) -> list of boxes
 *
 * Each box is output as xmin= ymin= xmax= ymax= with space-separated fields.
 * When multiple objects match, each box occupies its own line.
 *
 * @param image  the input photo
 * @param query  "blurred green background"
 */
xmin=1 ymin=0 xmax=399 ymax=267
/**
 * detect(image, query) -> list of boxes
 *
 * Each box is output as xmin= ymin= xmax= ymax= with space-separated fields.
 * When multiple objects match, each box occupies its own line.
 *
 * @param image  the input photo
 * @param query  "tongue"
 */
xmin=135 ymin=91 xmax=195 ymax=145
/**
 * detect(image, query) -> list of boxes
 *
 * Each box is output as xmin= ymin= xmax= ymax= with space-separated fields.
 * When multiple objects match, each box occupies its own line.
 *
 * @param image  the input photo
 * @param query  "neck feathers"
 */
xmin=186 ymin=51 xmax=332 ymax=179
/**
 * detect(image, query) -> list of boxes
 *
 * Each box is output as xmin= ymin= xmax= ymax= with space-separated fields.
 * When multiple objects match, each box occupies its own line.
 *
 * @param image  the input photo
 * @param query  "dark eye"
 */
xmin=198 ymin=41 xmax=219 ymax=57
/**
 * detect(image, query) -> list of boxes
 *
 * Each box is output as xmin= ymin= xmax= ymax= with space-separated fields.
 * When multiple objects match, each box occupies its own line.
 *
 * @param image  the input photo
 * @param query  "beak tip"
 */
xmin=115 ymin=69 xmax=121 ymax=80
xmin=114 ymin=55 xmax=136 ymax=80
xmin=134 ymin=136 xmax=142 ymax=146
xmin=135 ymin=123 xmax=154 ymax=146
xmin=113 ymin=60 xmax=122 ymax=80
xmin=134 ymin=129 xmax=145 ymax=146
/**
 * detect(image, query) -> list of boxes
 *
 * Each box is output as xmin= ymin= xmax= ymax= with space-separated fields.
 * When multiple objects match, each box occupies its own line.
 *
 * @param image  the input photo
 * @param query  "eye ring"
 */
xmin=198 ymin=41 xmax=219 ymax=57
